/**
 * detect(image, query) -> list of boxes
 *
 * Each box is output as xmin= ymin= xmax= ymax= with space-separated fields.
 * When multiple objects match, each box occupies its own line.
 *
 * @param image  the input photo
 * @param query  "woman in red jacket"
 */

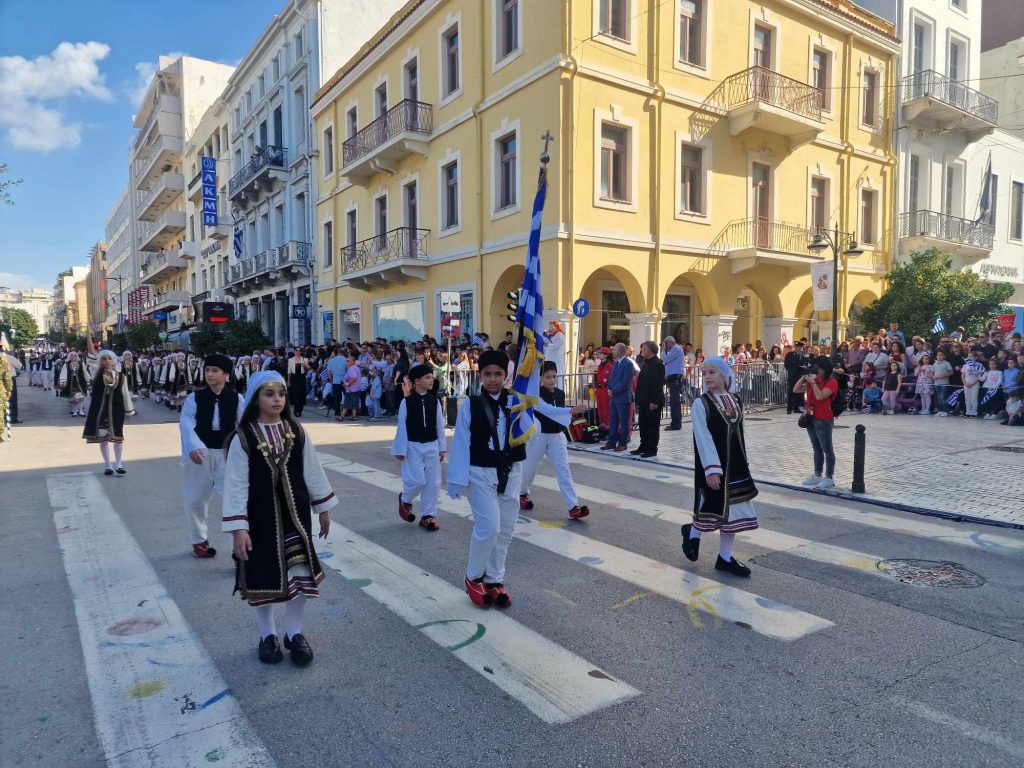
xmin=595 ymin=346 xmax=613 ymax=431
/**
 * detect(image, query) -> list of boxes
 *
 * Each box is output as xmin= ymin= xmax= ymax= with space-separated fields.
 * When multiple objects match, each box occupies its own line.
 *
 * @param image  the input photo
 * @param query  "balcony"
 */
xmin=225 ymin=241 xmax=312 ymax=294
xmin=339 ymin=227 xmax=429 ymax=289
xmin=901 ymin=70 xmax=998 ymax=142
xmin=341 ymin=100 xmax=432 ymax=186
xmin=191 ymin=289 xmax=227 ymax=306
xmin=133 ymin=134 xmax=184 ymax=191
xmin=142 ymin=289 xmax=191 ymax=315
xmin=898 ymin=210 xmax=995 ymax=265
xmin=716 ymin=67 xmax=824 ymax=148
xmin=187 ymin=170 xmax=204 ymax=202
xmin=717 ymin=218 xmax=819 ymax=274
xmin=140 ymin=250 xmax=188 ymax=284
xmin=138 ymin=209 xmax=186 ymax=251
xmin=179 ymin=241 xmax=200 ymax=260
xmin=228 ymin=145 xmax=288 ymax=206
xmin=137 ymin=171 xmax=184 ymax=222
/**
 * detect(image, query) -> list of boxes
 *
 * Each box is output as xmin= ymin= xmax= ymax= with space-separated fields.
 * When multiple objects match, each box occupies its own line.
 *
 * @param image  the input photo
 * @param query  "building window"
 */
xmin=272 ymin=55 xmax=280 ymax=81
xmin=949 ymin=38 xmax=965 ymax=82
xmin=273 ymin=106 xmax=283 ymax=146
xmin=375 ymin=195 xmax=387 ymax=251
xmin=443 ymin=161 xmax=459 ymax=229
xmin=498 ymin=0 xmax=519 ymax=61
xmin=812 ymin=47 xmax=830 ymax=111
xmin=322 ymin=126 xmax=334 ymax=175
xmin=293 ymin=87 xmax=305 ymax=144
xmin=985 ymin=174 xmax=998 ymax=227
xmin=497 ymin=133 xmax=517 ymax=210
xmin=600 ymin=124 xmax=628 ymax=202
xmin=1010 ymin=181 xmax=1023 ymax=241
xmin=678 ymin=0 xmax=703 ymax=66
xmin=862 ymin=70 xmax=879 ymax=127
xmin=599 ymin=0 xmax=629 ymax=41
xmin=442 ymin=25 xmax=461 ymax=99
xmin=680 ymin=144 xmax=702 ymax=214
xmin=944 ymin=165 xmax=957 ymax=216
xmin=438 ymin=290 xmax=474 ymax=339
xmin=323 ymin=221 xmax=333 ymax=268
xmin=347 ymin=107 xmax=358 ymax=138
xmin=404 ymin=59 xmax=419 ymax=101
xmin=375 ymin=83 xmax=388 ymax=117
xmin=346 ymin=209 xmax=358 ymax=265
xmin=294 ymin=31 xmax=304 ymax=61
xmin=912 ymin=22 xmax=929 ymax=74
xmin=258 ymin=73 xmax=265 ymax=99
xmin=374 ymin=299 xmax=426 ymax=342
xmin=861 ymin=189 xmax=877 ymax=244
xmin=810 ymin=176 xmax=828 ymax=231
xmin=908 ymin=155 xmax=920 ymax=211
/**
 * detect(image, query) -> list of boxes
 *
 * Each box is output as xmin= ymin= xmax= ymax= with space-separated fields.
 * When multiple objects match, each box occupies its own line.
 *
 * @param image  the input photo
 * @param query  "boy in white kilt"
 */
xmin=392 ymin=363 xmax=446 ymax=532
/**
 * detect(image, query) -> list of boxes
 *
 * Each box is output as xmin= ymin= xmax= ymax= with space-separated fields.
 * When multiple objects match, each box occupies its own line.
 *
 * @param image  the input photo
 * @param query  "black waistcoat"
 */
xmin=537 ymin=387 xmax=566 ymax=434
xmin=692 ymin=393 xmax=758 ymax=522
xmin=62 ymin=364 xmax=88 ymax=397
xmin=194 ymin=387 xmax=240 ymax=449
xmin=405 ymin=391 xmax=439 ymax=443
xmin=469 ymin=392 xmax=526 ymax=467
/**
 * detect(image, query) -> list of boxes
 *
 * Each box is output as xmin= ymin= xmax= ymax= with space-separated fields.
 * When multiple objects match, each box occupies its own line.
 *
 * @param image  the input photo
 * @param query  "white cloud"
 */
xmin=126 ymin=52 xmax=185 ymax=109
xmin=0 ymin=272 xmax=43 ymax=292
xmin=0 ymin=42 xmax=113 ymax=152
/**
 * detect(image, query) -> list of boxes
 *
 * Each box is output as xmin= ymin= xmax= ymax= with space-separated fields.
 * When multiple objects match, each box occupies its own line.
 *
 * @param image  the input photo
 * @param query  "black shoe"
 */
xmin=11 ymin=419 xmax=22 ymax=424
xmin=283 ymin=633 xmax=313 ymax=666
xmin=665 ymin=425 xmax=681 ymax=431
xmin=629 ymin=448 xmax=644 ymax=455
xmin=681 ymin=524 xmax=700 ymax=562
xmin=258 ymin=634 xmax=284 ymax=664
xmin=115 ymin=468 xmax=126 ymax=475
xmin=640 ymin=452 xmax=658 ymax=458
xmin=104 ymin=468 xmax=114 ymax=476
xmin=715 ymin=555 xmax=751 ymax=577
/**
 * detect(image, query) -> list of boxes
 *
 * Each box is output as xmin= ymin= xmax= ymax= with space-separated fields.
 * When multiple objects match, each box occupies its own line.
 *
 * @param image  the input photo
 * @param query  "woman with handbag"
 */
xmin=792 ymin=355 xmax=839 ymax=490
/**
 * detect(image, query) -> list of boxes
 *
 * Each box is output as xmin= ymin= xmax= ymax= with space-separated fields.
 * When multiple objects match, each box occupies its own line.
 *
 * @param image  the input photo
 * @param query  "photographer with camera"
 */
xmin=792 ymin=355 xmax=839 ymax=490
xmin=784 ymin=340 xmax=810 ymax=414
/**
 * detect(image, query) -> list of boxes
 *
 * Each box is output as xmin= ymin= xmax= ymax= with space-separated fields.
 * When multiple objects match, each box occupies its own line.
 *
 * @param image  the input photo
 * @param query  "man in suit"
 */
xmin=784 ymin=340 xmax=809 ymax=414
xmin=601 ymin=343 xmax=634 ymax=452
xmin=633 ymin=341 xmax=665 ymax=458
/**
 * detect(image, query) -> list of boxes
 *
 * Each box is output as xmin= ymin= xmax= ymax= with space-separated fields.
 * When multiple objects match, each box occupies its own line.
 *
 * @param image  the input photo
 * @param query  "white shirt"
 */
xmin=179 ymin=389 xmax=246 ymax=458
xmin=391 ymin=395 xmax=447 ymax=456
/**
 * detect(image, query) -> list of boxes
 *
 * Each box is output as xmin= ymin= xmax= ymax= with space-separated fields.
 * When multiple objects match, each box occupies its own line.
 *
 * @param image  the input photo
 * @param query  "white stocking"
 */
xmin=113 ymin=443 xmax=123 ymax=469
xmin=719 ymin=533 xmax=735 ymax=562
xmin=99 ymin=443 xmax=111 ymax=470
xmin=285 ymin=596 xmax=307 ymax=640
xmin=256 ymin=606 xmax=276 ymax=639
xmin=689 ymin=526 xmax=702 ymax=540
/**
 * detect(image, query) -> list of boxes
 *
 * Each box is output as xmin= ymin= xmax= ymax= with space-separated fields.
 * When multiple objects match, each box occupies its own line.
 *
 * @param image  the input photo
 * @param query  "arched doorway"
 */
xmin=847 ymin=290 xmax=878 ymax=339
xmin=659 ymin=271 xmax=718 ymax=347
xmin=487 ymin=265 xmax=525 ymax=338
xmin=732 ymin=281 xmax=783 ymax=351
xmin=576 ymin=265 xmax=646 ymax=346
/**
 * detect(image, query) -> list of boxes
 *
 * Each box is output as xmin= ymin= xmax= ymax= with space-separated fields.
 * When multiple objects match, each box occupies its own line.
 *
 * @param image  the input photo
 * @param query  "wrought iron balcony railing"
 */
xmin=898 ymin=210 xmax=995 ymax=250
xmin=901 ymin=70 xmax=998 ymax=124
xmin=342 ymin=100 xmax=433 ymax=168
xmin=716 ymin=66 xmax=823 ymax=121
xmin=228 ymin=242 xmax=311 ymax=284
xmin=228 ymin=145 xmax=287 ymax=197
xmin=718 ymin=218 xmax=817 ymax=255
xmin=341 ymin=227 xmax=429 ymax=273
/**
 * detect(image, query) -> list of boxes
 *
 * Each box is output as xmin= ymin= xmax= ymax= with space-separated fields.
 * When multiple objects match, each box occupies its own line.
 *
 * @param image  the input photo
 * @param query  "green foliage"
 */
xmin=111 ymin=333 xmax=129 ymax=353
xmin=62 ymin=332 xmax=87 ymax=349
xmin=0 ymin=307 xmax=39 ymax=344
xmin=859 ymin=249 xmax=1014 ymax=341
xmin=221 ymin=319 xmax=271 ymax=356
xmin=187 ymin=324 xmax=228 ymax=357
xmin=0 ymin=163 xmax=22 ymax=206
xmin=125 ymin=322 xmax=162 ymax=351
xmin=46 ymin=330 xmax=64 ymax=344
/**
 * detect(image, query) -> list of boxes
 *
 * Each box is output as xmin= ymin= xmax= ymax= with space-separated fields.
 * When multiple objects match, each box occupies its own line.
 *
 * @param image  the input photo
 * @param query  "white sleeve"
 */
xmin=301 ymin=430 xmax=339 ymax=513
xmin=222 ymin=436 xmax=251 ymax=533
xmin=436 ymin=402 xmax=447 ymax=453
xmin=391 ymin=399 xmax=409 ymax=456
xmin=179 ymin=394 xmax=204 ymax=457
xmin=121 ymin=376 xmax=135 ymax=416
xmin=690 ymin=399 xmax=723 ymax=477
xmin=445 ymin=399 xmax=472 ymax=491
xmin=534 ymin=398 xmax=573 ymax=427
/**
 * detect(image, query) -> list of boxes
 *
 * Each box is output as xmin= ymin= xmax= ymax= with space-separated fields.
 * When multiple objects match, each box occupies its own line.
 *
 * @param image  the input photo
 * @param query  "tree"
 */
xmin=221 ymin=319 xmax=271 ymax=356
xmin=126 ymin=322 xmax=163 ymax=351
xmin=0 ymin=163 xmax=23 ymax=206
xmin=62 ymin=332 xmax=87 ymax=349
xmin=187 ymin=323 xmax=229 ymax=357
xmin=858 ymin=249 xmax=1014 ymax=341
xmin=0 ymin=306 xmax=39 ymax=345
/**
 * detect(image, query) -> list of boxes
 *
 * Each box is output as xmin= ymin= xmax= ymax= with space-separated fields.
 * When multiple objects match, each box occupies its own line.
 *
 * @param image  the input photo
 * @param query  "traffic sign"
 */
xmin=440 ymin=291 xmax=461 ymax=313
xmin=441 ymin=315 xmax=461 ymax=338
xmin=572 ymin=298 xmax=590 ymax=318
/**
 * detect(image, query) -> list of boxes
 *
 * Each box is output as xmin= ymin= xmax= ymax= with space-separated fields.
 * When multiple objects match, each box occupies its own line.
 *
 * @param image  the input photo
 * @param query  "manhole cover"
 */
xmin=987 ymin=446 xmax=1024 ymax=454
xmin=876 ymin=559 xmax=985 ymax=588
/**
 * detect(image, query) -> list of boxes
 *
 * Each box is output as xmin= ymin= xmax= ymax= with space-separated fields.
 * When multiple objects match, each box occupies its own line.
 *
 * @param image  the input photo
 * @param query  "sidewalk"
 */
xmin=570 ymin=406 xmax=1024 ymax=529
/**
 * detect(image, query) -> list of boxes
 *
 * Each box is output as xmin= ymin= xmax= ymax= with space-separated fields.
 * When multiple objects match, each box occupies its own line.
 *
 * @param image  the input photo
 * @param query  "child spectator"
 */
xmin=1004 ymin=393 xmax=1022 ymax=426
xmin=882 ymin=361 xmax=901 ymax=414
xmin=861 ymin=380 xmax=883 ymax=413
xmin=367 ymin=368 xmax=384 ymax=419
xmin=981 ymin=358 xmax=1004 ymax=419
xmin=914 ymin=354 xmax=934 ymax=415
xmin=932 ymin=351 xmax=953 ymax=416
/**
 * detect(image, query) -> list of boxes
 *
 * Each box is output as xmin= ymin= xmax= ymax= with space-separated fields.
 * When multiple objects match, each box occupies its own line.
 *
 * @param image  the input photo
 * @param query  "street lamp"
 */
xmin=807 ymin=224 xmax=863 ymax=359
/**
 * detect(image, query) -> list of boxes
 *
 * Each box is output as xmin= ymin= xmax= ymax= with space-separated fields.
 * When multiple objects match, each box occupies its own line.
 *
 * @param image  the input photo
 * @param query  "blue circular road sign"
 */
xmin=572 ymin=298 xmax=590 ymax=318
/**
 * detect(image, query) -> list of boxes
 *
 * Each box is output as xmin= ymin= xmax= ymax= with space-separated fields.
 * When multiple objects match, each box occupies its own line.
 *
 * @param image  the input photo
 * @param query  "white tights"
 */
xmin=99 ymin=442 xmax=123 ymax=469
xmin=688 ymin=527 xmax=736 ymax=561
xmin=255 ymin=596 xmax=307 ymax=640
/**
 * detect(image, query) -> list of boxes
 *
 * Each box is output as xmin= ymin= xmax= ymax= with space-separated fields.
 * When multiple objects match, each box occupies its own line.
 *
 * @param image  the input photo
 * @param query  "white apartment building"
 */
xmin=131 ymin=55 xmax=233 ymax=332
xmin=51 ymin=265 xmax=91 ymax=333
xmin=223 ymin=0 xmax=406 ymax=346
xmin=0 ymin=287 xmax=53 ymax=338
xmin=103 ymin=184 xmax=136 ymax=337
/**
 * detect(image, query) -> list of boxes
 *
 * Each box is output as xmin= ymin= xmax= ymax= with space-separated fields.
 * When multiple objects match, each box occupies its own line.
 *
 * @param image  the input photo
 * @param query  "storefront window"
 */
xmin=374 ymin=299 xmax=425 ymax=341
xmin=601 ymin=290 xmax=630 ymax=345
xmin=661 ymin=294 xmax=692 ymax=345
xmin=437 ymin=290 xmax=473 ymax=341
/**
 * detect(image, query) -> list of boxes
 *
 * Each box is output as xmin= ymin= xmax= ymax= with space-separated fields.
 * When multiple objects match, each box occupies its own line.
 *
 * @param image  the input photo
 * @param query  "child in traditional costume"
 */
xmin=138 ymin=355 xmax=152 ymax=399
xmin=392 ymin=364 xmax=446 ymax=532
xmin=121 ymin=351 xmax=140 ymax=399
xmin=60 ymin=351 xmax=90 ymax=417
xmin=166 ymin=352 xmax=189 ymax=411
xmin=83 ymin=350 xmax=136 ymax=476
xmin=447 ymin=349 xmax=584 ymax=608
xmin=681 ymin=356 xmax=758 ymax=577
xmin=519 ymin=361 xmax=590 ymax=520
xmin=222 ymin=371 xmax=337 ymax=666
xmin=152 ymin=356 xmax=167 ymax=403
xmin=234 ymin=356 xmax=250 ymax=395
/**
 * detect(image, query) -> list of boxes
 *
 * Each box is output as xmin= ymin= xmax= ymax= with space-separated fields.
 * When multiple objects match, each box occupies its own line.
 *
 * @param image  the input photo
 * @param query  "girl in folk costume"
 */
xmin=392 ymin=364 xmax=446 ymax=532
xmin=138 ymin=355 xmax=152 ymax=399
xmin=166 ymin=352 xmax=189 ymax=411
xmin=188 ymin=355 xmax=205 ymax=392
xmin=222 ymin=371 xmax=338 ymax=666
xmin=60 ymin=351 xmax=90 ymax=417
xmin=447 ymin=349 xmax=585 ymax=608
xmin=83 ymin=350 xmax=136 ymax=476
xmin=248 ymin=355 xmax=262 ymax=383
xmin=121 ymin=351 xmax=140 ymax=399
xmin=154 ymin=355 xmax=170 ymax=403
xmin=681 ymin=356 xmax=759 ymax=578
xmin=287 ymin=348 xmax=309 ymax=417
xmin=234 ymin=356 xmax=251 ymax=395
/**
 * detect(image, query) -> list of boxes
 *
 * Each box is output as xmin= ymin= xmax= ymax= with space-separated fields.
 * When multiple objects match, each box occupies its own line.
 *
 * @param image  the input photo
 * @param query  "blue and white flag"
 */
xmin=932 ymin=317 xmax=946 ymax=334
xmin=981 ymin=387 xmax=998 ymax=405
xmin=233 ymin=226 xmax=244 ymax=260
xmin=947 ymin=388 xmax=961 ymax=407
xmin=507 ymin=166 xmax=549 ymax=447
xmin=976 ymin=152 xmax=993 ymax=225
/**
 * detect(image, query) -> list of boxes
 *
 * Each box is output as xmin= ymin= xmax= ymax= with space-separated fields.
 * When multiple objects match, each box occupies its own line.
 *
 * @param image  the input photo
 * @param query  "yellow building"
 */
xmin=313 ymin=0 xmax=899 ymax=357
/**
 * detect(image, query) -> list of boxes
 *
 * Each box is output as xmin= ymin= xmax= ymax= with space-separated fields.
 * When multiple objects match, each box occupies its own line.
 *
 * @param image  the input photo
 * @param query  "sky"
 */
xmin=0 ymin=0 xmax=287 ymax=292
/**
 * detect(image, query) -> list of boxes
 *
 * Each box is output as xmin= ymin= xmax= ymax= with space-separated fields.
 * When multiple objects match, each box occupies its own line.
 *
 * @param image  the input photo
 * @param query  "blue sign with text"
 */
xmin=201 ymin=155 xmax=217 ymax=227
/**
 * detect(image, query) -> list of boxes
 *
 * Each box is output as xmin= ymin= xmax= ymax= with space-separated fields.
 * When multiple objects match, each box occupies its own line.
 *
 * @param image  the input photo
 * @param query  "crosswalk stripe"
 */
xmin=319 ymin=454 xmax=833 ymax=642
xmin=316 ymin=523 xmax=639 ymax=724
xmin=529 ymin=476 xmax=894 ymax=579
xmin=47 ymin=473 xmax=275 ymax=768
xmin=567 ymin=452 xmax=1024 ymax=556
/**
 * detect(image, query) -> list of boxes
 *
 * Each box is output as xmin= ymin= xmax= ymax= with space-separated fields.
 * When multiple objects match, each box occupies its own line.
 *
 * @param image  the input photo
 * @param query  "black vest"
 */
xmin=405 ymin=391 xmax=439 ymax=443
xmin=469 ymin=392 xmax=526 ymax=468
xmin=537 ymin=387 xmax=566 ymax=433
xmin=194 ymin=387 xmax=240 ymax=449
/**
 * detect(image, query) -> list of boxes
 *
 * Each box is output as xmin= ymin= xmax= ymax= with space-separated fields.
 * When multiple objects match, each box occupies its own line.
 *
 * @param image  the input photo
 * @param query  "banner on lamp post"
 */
xmin=810 ymin=261 xmax=834 ymax=312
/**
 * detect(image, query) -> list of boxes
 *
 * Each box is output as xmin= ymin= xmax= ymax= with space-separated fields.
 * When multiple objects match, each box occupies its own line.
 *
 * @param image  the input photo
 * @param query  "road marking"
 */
xmin=316 ymin=522 xmax=639 ymax=723
xmin=610 ymin=591 xmax=658 ymax=610
xmin=531 ymin=476 xmax=896 ymax=579
xmin=319 ymin=455 xmax=833 ymax=642
xmin=566 ymin=453 xmax=1024 ymax=556
xmin=47 ymin=473 xmax=275 ymax=768
xmin=893 ymin=698 xmax=1024 ymax=760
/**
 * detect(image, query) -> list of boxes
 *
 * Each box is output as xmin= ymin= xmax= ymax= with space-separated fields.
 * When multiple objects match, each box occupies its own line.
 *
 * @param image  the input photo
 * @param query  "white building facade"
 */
xmin=103 ymin=184 xmax=136 ymax=337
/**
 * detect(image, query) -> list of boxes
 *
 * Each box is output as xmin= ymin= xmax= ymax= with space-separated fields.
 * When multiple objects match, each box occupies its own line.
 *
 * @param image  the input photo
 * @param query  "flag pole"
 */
xmin=512 ymin=131 xmax=554 ymax=361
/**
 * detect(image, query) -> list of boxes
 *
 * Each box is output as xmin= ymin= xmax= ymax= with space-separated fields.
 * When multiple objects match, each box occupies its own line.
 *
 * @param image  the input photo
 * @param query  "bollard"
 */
xmin=851 ymin=424 xmax=866 ymax=494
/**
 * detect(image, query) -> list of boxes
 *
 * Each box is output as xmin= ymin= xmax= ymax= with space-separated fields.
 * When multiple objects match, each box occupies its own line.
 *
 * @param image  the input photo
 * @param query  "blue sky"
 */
xmin=0 ymin=0 xmax=285 ymax=291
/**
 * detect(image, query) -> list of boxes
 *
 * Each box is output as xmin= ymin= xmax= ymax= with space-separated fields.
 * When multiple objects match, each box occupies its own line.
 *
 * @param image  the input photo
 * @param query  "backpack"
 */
xmin=831 ymin=373 xmax=848 ymax=418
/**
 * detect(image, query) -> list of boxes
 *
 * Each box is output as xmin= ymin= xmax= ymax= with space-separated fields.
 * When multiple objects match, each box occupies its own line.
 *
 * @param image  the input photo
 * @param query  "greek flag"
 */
xmin=932 ymin=317 xmax=946 ymax=334
xmin=976 ymin=152 xmax=992 ymax=225
xmin=507 ymin=165 xmax=549 ymax=447
xmin=233 ymin=226 xmax=244 ymax=260
xmin=981 ymin=387 xmax=998 ymax=405
xmin=947 ymin=388 xmax=961 ymax=407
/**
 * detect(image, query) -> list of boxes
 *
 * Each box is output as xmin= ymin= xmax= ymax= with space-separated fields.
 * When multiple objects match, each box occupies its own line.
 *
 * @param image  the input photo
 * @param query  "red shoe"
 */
xmin=484 ymin=583 xmax=512 ymax=608
xmin=192 ymin=541 xmax=217 ymax=558
xmin=568 ymin=505 xmax=590 ymax=520
xmin=419 ymin=515 xmax=439 ymax=532
xmin=519 ymin=494 xmax=534 ymax=510
xmin=465 ymin=577 xmax=492 ymax=608
xmin=398 ymin=492 xmax=415 ymax=523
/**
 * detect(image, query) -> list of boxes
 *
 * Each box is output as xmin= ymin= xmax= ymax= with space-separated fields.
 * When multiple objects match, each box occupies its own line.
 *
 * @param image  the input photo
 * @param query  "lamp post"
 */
xmin=807 ymin=224 xmax=863 ymax=360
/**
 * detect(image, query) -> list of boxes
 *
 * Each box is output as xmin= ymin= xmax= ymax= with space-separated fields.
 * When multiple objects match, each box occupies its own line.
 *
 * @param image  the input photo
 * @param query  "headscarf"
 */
xmin=98 ymin=349 xmax=119 ymax=370
xmin=242 ymin=370 xmax=286 ymax=412
xmin=703 ymin=356 xmax=737 ymax=394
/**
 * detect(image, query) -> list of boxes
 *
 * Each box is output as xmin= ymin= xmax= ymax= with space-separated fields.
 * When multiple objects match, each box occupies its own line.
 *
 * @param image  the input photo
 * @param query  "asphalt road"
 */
xmin=2 ymin=382 xmax=1023 ymax=768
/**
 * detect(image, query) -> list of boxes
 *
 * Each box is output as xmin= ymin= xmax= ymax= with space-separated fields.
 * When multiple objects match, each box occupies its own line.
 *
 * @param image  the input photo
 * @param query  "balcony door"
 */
xmin=404 ymin=181 xmax=419 ymax=258
xmin=752 ymin=163 xmax=772 ymax=248
xmin=753 ymin=25 xmax=774 ymax=102
xmin=375 ymin=195 xmax=388 ymax=254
